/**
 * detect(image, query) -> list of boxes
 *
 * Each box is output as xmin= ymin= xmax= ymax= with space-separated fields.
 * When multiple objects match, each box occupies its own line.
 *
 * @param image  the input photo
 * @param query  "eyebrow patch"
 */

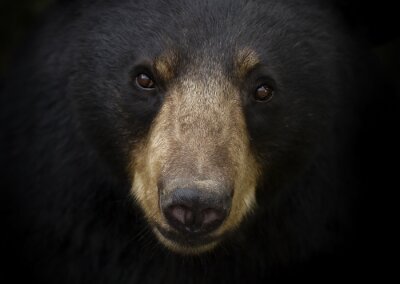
xmin=154 ymin=50 xmax=179 ymax=82
xmin=235 ymin=48 xmax=260 ymax=78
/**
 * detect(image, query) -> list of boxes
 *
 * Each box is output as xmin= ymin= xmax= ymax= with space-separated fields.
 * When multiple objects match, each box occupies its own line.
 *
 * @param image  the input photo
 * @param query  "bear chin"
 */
xmin=153 ymin=226 xmax=220 ymax=255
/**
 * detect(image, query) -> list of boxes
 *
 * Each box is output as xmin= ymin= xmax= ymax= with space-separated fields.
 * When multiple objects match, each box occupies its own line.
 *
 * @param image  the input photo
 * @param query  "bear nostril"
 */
xmin=202 ymin=208 xmax=224 ymax=226
xmin=168 ymin=205 xmax=194 ymax=227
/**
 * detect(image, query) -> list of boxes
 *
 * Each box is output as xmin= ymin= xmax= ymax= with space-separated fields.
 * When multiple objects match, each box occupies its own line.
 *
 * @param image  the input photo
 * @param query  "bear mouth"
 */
xmin=153 ymin=225 xmax=222 ymax=254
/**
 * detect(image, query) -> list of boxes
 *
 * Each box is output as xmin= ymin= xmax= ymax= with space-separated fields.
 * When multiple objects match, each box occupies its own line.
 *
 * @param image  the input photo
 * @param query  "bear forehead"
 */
xmin=153 ymin=48 xmax=260 ymax=82
xmin=86 ymin=0 xmax=333 ymax=72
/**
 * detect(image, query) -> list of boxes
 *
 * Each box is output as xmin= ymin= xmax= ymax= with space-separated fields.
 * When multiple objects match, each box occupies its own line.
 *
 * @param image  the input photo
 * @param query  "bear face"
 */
xmin=69 ymin=0 xmax=342 ymax=254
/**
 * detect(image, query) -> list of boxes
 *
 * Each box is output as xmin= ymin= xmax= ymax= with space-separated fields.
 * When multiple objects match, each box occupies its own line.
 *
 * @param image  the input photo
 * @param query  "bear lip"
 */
xmin=154 ymin=224 xmax=221 ymax=247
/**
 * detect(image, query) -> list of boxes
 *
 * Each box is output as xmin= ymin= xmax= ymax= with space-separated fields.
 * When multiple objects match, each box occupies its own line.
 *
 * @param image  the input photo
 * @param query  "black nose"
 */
xmin=161 ymin=188 xmax=231 ymax=234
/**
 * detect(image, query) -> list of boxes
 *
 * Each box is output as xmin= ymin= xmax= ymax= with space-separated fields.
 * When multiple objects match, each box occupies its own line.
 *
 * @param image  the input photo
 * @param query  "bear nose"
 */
xmin=161 ymin=188 xmax=231 ymax=234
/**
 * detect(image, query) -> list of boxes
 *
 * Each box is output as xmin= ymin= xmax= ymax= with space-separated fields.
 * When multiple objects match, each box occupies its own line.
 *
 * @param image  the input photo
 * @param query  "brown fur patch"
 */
xmin=235 ymin=48 xmax=260 ymax=79
xmin=154 ymin=50 xmax=178 ymax=82
xmin=129 ymin=58 xmax=261 ymax=254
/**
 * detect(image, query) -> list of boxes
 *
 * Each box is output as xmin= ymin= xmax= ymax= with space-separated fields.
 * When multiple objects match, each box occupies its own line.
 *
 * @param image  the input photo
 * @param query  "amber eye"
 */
xmin=135 ymin=73 xmax=155 ymax=89
xmin=254 ymin=84 xmax=274 ymax=102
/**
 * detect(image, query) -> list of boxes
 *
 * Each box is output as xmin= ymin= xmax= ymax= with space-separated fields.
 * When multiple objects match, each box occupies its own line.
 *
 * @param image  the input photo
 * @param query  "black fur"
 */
xmin=0 ymin=0 xmax=386 ymax=283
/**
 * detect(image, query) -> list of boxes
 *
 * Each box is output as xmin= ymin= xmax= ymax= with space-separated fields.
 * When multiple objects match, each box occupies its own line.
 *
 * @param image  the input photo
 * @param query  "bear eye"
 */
xmin=254 ymin=84 xmax=274 ymax=102
xmin=135 ymin=73 xmax=155 ymax=89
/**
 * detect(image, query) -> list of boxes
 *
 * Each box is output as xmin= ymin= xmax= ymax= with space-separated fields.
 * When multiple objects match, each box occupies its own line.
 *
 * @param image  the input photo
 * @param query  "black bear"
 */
xmin=0 ymin=0 xmax=379 ymax=283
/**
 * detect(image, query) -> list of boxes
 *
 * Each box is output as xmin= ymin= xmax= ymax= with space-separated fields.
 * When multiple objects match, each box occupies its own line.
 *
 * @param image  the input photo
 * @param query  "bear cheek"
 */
xmin=213 ymin=121 xmax=261 ymax=236
xmin=129 ymin=122 xmax=172 ymax=227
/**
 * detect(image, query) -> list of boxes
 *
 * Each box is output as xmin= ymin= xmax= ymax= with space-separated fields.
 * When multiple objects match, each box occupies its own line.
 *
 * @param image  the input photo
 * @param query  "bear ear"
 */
xmin=332 ymin=0 xmax=399 ymax=46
